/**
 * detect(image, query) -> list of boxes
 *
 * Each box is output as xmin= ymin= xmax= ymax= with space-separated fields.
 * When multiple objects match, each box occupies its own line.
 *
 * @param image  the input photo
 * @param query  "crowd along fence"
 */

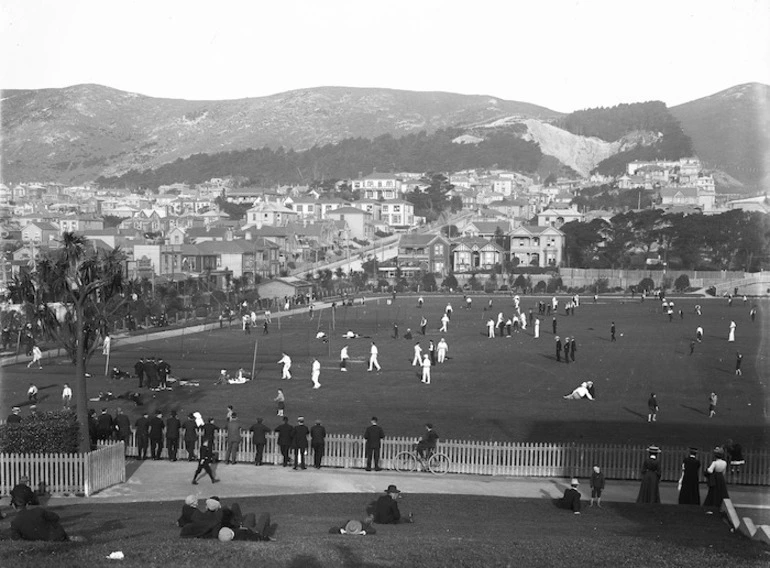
xmin=102 ymin=432 xmax=770 ymax=486
xmin=0 ymin=442 xmax=125 ymax=497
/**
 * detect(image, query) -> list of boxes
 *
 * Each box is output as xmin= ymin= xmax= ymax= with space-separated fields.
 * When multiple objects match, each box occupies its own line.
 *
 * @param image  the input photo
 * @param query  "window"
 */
xmin=394 ymin=206 xmax=401 ymax=212
xmin=434 ymin=244 xmax=444 ymax=254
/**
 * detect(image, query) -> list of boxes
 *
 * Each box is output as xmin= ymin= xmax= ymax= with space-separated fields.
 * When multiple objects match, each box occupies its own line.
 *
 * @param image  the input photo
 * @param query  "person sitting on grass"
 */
xmin=563 ymin=381 xmax=594 ymax=401
xmin=180 ymin=498 xmax=223 ymax=539
xmin=329 ymin=515 xmax=377 ymax=535
xmin=111 ymin=367 xmax=131 ymax=380
xmin=11 ymin=502 xmax=86 ymax=542
xmin=10 ymin=476 xmax=39 ymax=510
xmin=177 ymin=494 xmax=200 ymax=528
xmin=558 ymin=478 xmax=582 ymax=514
xmin=214 ymin=369 xmax=229 ymax=385
xmin=342 ymin=330 xmax=361 ymax=339
xmin=217 ymin=504 xmax=272 ymax=542
xmin=227 ymin=369 xmax=250 ymax=385
xmin=373 ymin=485 xmax=413 ymax=524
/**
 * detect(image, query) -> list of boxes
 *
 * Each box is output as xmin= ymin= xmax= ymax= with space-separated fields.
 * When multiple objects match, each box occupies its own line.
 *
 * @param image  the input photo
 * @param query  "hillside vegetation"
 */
xmin=96 ymin=129 xmax=543 ymax=189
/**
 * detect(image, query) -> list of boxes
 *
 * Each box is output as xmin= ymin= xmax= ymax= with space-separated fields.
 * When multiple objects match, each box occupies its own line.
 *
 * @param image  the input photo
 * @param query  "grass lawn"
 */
xmin=2 ymin=295 xmax=768 ymax=449
xmin=1 ymin=493 xmax=768 ymax=568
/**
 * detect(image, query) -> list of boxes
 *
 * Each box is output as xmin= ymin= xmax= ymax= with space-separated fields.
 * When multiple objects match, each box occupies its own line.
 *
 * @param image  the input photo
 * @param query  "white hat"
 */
xmin=218 ymin=527 xmax=234 ymax=541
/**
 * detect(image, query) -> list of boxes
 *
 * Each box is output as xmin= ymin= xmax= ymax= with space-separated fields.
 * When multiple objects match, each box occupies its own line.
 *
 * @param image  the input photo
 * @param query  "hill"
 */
xmin=0 ymin=84 xmax=559 ymax=184
xmin=671 ymin=82 xmax=770 ymax=189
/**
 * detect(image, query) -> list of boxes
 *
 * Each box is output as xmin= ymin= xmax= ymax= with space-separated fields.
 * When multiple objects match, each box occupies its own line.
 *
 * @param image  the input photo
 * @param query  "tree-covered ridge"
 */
xmin=96 ymin=129 xmax=543 ymax=190
xmin=558 ymin=101 xmax=675 ymax=141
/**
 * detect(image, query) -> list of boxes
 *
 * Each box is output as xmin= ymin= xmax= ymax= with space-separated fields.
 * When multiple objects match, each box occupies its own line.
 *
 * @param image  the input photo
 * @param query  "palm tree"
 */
xmin=12 ymin=233 xmax=128 ymax=452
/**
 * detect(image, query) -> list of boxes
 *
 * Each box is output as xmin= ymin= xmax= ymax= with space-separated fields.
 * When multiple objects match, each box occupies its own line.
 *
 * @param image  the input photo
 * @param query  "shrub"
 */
xmin=0 ymin=410 xmax=81 ymax=454
xmin=546 ymin=277 xmax=563 ymax=293
xmin=593 ymin=278 xmax=610 ymax=294
xmin=638 ymin=277 xmax=655 ymax=292
xmin=534 ymin=280 xmax=547 ymax=293
xmin=674 ymin=274 xmax=690 ymax=291
xmin=442 ymin=273 xmax=458 ymax=291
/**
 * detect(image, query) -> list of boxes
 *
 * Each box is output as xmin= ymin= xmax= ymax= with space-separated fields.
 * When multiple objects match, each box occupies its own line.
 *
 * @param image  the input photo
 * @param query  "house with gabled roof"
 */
xmin=245 ymin=202 xmax=297 ymax=228
xmin=324 ymin=206 xmax=373 ymax=240
xmin=284 ymin=195 xmax=320 ymax=220
xmin=451 ymin=237 xmax=505 ymax=273
xmin=397 ymin=233 xmax=451 ymax=275
xmin=488 ymin=197 xmax=530 ymax=219
xmin=461 ymin=220 xmax=515 ymax=239
xmin=537 ymin=206 xmax=584 ymax=228
xmin=186 ymin=226 xmax=233 ymax=244
xmin=509 ymin=225 xmax=564 ymax=267
xmin=21 ymin=222 xmax=60 ymax=247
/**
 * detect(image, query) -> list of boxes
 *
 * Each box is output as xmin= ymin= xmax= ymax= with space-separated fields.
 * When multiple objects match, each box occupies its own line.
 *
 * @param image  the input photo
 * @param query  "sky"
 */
xmin=1 ymin=0 xmax=769 ymax=113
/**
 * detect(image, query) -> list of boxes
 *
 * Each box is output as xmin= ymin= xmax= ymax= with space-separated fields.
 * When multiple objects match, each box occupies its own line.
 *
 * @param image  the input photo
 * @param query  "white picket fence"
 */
xmin=109 ymin=432 xmax=770 ymax=485
xmin=0 ymin=443 xmax=125 ymax=497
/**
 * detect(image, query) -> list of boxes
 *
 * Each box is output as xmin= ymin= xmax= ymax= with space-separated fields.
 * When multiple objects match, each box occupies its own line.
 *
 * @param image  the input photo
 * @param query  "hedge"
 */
xmin=0 ymin=409 xmax=81 ymax=454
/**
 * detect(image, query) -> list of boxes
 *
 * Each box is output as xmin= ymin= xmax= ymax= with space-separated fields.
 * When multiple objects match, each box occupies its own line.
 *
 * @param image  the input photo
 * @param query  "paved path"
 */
xmin=51 ymin=459 xmax=770 ymax=512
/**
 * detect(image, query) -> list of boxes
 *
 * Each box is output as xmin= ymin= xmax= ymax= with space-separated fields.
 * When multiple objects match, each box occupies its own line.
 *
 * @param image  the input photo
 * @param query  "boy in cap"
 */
xmin=589 ymin=466 xmax=605 ymax=508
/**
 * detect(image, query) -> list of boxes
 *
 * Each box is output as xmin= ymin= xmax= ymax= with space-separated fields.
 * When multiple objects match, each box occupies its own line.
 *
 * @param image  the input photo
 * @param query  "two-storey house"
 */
xmin=397 ymin=234 xmax=451 ymax=275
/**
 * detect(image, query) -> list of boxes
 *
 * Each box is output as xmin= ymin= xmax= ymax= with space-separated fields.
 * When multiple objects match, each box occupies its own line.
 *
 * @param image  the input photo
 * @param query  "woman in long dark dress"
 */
xmin=703 ymin=447 xmax=729 ymax=507
xmin=636 ymin=446 xmax=662 ymax=503
xmin=677 ymin=447 xmax=701 ymax=505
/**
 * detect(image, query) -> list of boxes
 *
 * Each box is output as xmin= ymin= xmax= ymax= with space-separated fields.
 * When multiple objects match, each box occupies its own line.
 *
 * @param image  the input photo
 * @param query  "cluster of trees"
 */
xmin=571 ymin=184 xmax=655 ymax=211
xmin=561 ymin=209 xmax=770 ymax=271
xmin=556 ymin=102 xmax=693 ymax=176
xmin=95 ymin=129 xmax=543 ymax=190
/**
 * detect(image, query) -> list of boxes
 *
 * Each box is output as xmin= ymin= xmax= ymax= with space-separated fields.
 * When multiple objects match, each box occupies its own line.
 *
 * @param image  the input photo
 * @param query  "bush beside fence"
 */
xmin=106 ymin=432 xmax=770 ymax=486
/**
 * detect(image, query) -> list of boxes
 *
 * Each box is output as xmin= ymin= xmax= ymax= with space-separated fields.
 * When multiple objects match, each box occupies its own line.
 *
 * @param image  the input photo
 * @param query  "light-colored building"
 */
xmin=451 ymin=237 xmax=504 ymax=272
xmin=245 ymin=202 xmax=298 ymax=228
xmin=324 ymin=206 xmax=373 ymax=241
xmin=509 ymin=225 xmax=564 ymax=267
xmin=351 ymin=172 xmax=403 ymax=199
xmin=397 ymin=233 xmax=451 ymax=275
xmin=380 ymin=200 xmax=414 ymax=228
xmin=537 ymin=206 xmax=584 ymax=228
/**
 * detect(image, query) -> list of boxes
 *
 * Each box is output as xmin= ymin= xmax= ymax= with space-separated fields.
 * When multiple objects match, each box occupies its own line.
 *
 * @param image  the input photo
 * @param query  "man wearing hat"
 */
xmin=373 ymin=484 xmax=413 ymax=524
xmin=7 ymin=406 xmax=21 ymax=424
xmin=364 ymin=417 xmax=385 ymax=472
xmin=415 ymin=423 xmax=438 ymax=461
xmin=310 ymin=419 xmax=327 ymax=469
xmin=292 ymin=417 xmax=310 ymax=470
xmin=559 ymin=479 xmax=582 ymax=514
xmin=10 ymin=476 xmax=39 ymax=510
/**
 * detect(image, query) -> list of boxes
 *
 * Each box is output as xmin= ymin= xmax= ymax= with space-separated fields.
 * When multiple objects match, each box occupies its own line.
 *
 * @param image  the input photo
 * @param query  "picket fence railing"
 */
xmin=105 ymin=432 xmax=770 ymax=486
xmin=0 ymin=442 xmax=125 ymax=497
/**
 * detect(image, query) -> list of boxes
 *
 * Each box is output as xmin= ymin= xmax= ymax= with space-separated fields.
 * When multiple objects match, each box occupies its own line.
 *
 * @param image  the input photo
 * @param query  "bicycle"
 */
xmin=393 ymin=447 xmax=451 ymax=475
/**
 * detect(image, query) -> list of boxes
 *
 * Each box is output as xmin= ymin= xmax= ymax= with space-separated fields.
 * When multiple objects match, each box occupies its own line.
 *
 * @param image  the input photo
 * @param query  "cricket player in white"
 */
xmin=278 ymin=353 xmax=292 ymax=379
xmin=311 ymin=358 xmax=321 ymax=389
xmin=368 ymin=342 xmax=381 ymax=372
xmin=440 ymin=313 xmax=449 ymax=333
xmin=421 ymin=354 xmax=432 ymax=384
xmin=340 ymin=345 xmax=349 ymax=371
xmin=412 ymin=342 xmax=423 ymax=366
xmin=486 ymin=318 xmax=495 ymax=338
xmin=437 ymin=338 xmax=448 ymax=363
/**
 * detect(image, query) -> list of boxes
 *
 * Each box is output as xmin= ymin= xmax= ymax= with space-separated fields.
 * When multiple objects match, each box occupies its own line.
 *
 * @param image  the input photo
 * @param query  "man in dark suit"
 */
xmin=182 ymin=413 xmax=199 ymax=461
xmin=10 ymin=476 xmax=39 ymax=509
xmin=148 ymin=411 xmax=165 ymax=460
xmin=134 ymin=358 xmax=145 ymax=388
xmin=310 ymin=419 xmax=327 ymax=469
xmin=570 ymin=337 xmax=577 ymax=362
xmin=166 ymin=410 xmax=181 ymax=461
xmin=96 ymin=408 xmax=114 ymax=441
xmin=555 ymin=336 xmax=562 ymax=362
xmin=156 ymin=357 xmax=171 ymax=390
xmin=292 ymin=417 xmax=310 ymax=470
xmin=364 ymin=416 xmax=385 ymax=471
xmin=114 ymin=407 xmax=132 ymax=455
xmin=144 ymin=357 xmax=159 ymax=390
xmin=202 ymin=418 xmax=218 ymax=446
xmin=274 ymin=417 xmax=294 ymax=467
xmin=249 ymin=417 xmax=270 ymax=466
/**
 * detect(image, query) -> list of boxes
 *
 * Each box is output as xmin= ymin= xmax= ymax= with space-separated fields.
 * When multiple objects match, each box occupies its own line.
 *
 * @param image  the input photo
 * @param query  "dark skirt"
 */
xmin=703 ymin=472 xmax=729 ymax=507
xmin=678 ymin=479 xmax=701 ymax=505
xmin=636 ymin=471 xmax=661 ymax=504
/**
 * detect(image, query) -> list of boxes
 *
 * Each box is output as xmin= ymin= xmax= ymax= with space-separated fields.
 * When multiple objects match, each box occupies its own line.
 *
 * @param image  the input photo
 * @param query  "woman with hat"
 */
xmin=636 ymin=446 xmax=662 ymax=504
xmin=703 ymin=446 xmax=729 ymax=507
xmin=677 ymin=447 xmax=701 ymax=505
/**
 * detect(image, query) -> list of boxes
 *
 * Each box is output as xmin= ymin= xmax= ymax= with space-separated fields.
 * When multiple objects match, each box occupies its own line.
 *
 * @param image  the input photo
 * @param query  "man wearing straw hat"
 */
xmin=559 ymin=478 xmax=582 ymax=514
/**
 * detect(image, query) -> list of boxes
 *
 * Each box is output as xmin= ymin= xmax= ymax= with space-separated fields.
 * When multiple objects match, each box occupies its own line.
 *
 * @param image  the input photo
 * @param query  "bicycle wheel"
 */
xmin=394 ymin=451 xmax=419 ymax=473
xmin=428 ymin=453 xmax=451 ymax=475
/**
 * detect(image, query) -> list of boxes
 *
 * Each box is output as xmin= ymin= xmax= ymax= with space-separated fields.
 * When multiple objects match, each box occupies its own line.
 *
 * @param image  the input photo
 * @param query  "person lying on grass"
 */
xmin=563 ymin=381 xmax=595 ymax=401
xmin=329 ymin=515 xmax=377 ymax=535
xmin=181 ymin=497 xmax=272 ymax=541
xmin=11 ymin=502 xmax=86 ymax=542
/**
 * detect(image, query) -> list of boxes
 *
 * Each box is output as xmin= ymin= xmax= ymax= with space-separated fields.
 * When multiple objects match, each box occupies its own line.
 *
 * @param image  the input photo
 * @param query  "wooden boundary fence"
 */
xmin=0 ymin=443 xmax=125 ymax=497
xmin=107 ymin=432 xmax=770 ymax=486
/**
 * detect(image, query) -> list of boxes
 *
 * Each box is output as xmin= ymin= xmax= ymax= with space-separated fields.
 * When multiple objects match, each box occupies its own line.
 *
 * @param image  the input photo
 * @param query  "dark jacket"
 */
xmin=156 ymin=360 xmax=171 ymax=378
xmin=373 ymin=495 xmax=401 ymax=524
xmin=10 ymin=507 xmax=68 ymax=541
xmin=166 ymin=416 xmax=181 ymax=439
xmin=96 ymin=413 xmax=114 ymax=437
xmin=10 ymin=483 xmax=39 ymax=509
xmin=249 ymin=422 xmax=270 ymax=444
xmin=310 ymin=424 xmax=327 ymax=444
xmin=177 ymin=504 xmax=199 ymax=527
xmin=114 ymin=413 xmax=131 ymax=437
xmin=180 ymin=509 xmax=222 ymax=539
xmin=364 ymin=424 xmax=385 ymax=449
xmin=134 ymin=416 xmax=150 ymax=438
xmin=183 ymin=419 xmax=199 ymax=442
xmin=148 ymin=416 xmax=165 ymax=440
xmin=292 ymin=424 xmax=310 ymax=449
xmin=202 ymin=422 xmax=218 ymax=444
xmin=275 ymin=423 xmax=295 ymax=446
xmin=134 ymin=360 xmax=145 ymax=376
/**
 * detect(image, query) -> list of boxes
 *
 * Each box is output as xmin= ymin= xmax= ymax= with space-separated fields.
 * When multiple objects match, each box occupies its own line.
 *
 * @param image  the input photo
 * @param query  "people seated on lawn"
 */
xmin=11 ymin=502 xmax=85 ymax=542
xmin=342 ymin=330 xmax=361 ymax=339
xmin=10 ymin=476 xmax=39 ymax=509
xmin=214 ymin=369 xmax=229 ymax=385
xmin=557 ymin=478 xmax=582 ymax=514
xmin=372 ymin=485 xmax=413 ymax=525
xmin=563 ymin=381 xmax=594 ymax=401
xmin=315 ymin=331 xmax=328 ymax=342
xmin=415 ymin=423 xmax=439 ymax=460
xmin=177 ymin=494 xmax=200 ymax=528
xmin=110 ymin=367 xmax=131 ymax=380
xmin=227 ymin=368 xmax=251 ymax=384
xmin=180 ymin=496 xmax=272 ymax=540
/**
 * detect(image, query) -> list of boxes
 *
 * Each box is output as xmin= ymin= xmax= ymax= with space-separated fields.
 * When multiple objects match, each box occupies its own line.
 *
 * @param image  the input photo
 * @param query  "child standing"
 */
xmin=274 ymin=389 xmax=285 ymax=417
xmin=708 ymin=392 xmax=718 ymax=418
xmin=590 ymin=466 xmax=605 ymax=508
xmin=647 ymin=393 xmax=659 ymax=422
